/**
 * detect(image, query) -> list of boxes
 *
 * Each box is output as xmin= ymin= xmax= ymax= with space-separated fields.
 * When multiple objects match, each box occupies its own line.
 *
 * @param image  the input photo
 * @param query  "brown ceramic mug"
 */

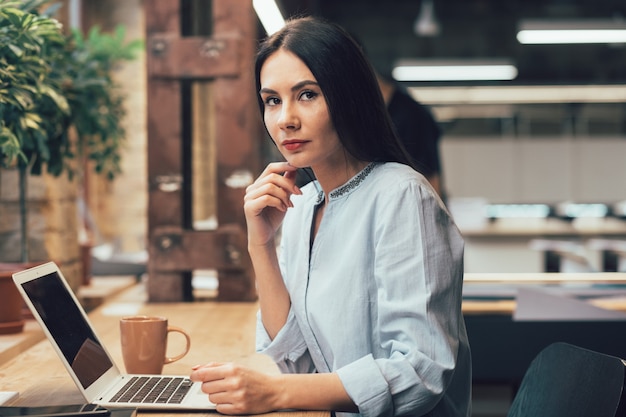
xmin=120 ymin=315 xmax=190 ymax=374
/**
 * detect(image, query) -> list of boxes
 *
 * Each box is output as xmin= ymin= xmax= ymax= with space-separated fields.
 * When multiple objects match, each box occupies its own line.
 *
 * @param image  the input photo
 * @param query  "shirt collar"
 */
xmin=328 ymin=162 xmax=378 ymax=201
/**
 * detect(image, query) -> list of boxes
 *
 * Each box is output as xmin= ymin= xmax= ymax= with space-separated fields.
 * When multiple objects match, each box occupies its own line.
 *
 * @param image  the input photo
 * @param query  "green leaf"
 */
xmin=7 ymin=43 xmax=23 ymax=57
xmin=1 ymin=1 xmax=141 ymax=181
xmin=39 ymin=83 xmax=69 ymax=114
xmin=22 ymin=112 xmax=42 ymax=129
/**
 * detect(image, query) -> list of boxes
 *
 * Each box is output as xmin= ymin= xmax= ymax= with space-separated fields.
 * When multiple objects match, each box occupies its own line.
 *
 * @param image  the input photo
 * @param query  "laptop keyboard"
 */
xmin=111 ymin=376 xmax=194 ymax=404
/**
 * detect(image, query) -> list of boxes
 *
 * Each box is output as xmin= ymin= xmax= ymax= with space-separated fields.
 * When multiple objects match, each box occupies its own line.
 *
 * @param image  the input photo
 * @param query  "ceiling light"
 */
xmin=253 ymin=0 xmax=285 ymax=35
xmin=414 ymin=0 xmax=440 ymax=37
xmin=517 ymin=19 xmax=626 ymax=44
xmin=393 ymin=59 xmax=518 ymax=82
xmin=406 ymin=84 xmax=626 ymax=104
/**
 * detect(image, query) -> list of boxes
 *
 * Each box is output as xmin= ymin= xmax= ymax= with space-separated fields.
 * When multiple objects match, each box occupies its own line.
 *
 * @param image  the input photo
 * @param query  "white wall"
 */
xmin=441 ymin=136 xmax=626 ymax=204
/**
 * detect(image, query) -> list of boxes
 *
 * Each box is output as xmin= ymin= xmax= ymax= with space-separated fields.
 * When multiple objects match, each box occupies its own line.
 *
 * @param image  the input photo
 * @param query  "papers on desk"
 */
xmin=514 ymin=287 xmax=626 ymax=321
xmin=463 ymin=280 xmax=626 ymax=321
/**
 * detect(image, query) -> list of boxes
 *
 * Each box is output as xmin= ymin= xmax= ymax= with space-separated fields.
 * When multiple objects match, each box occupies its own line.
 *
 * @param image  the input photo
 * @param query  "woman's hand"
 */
xmin=190 ymin=362 xmax=281 ymax=415
xmin=244 ymin=162 xmax=301 ymax=247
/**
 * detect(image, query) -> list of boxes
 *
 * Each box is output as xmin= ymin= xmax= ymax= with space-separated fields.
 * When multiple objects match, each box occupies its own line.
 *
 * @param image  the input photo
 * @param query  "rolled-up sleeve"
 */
xmin=256 ymin=308 xmax=316 ymax=374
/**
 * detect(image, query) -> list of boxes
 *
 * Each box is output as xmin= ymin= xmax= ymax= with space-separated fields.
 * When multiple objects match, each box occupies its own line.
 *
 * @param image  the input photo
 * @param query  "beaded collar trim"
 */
xmin=329 ymin=162 xmax=377 ymax=200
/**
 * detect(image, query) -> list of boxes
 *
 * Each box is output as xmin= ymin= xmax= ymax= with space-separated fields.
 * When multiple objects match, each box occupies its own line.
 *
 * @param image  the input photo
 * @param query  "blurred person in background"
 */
xmin=375 ymin=73 xmax=445 ymax=200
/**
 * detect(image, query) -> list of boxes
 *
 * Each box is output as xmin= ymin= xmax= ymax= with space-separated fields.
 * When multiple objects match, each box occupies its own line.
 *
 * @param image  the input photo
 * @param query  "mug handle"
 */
xmin=164 ymin=325 xmax=191 ymax=364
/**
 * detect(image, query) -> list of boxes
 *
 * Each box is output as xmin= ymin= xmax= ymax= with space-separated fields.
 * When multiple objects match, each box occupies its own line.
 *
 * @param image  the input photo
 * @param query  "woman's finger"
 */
xmin=247 ymin=171 xmax=300 ymax=198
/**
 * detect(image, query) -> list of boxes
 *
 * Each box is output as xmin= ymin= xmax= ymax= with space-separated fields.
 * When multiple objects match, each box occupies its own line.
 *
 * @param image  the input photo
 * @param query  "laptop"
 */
xmin=12 ymin=261 xmax=216 ymax=411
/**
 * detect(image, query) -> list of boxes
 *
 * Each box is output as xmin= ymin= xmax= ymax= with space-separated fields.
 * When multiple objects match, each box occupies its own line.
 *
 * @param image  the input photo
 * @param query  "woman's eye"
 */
xmin=299 ymin=90 xmax=318 ymax=101
xmin=263 ymin=96 xmax=280 ymax=106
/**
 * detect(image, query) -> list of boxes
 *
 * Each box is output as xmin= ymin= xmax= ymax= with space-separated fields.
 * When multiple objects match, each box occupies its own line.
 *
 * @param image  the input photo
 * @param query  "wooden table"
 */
xmin=0 ymin=284 xmax=328 ymax=417
xmin=5 ymin=273 xmax=626 ymax=405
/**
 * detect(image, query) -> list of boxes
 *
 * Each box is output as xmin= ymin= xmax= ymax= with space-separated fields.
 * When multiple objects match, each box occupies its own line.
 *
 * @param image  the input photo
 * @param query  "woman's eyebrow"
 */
xmin=259 ymin=80 xmax=319 ymax=95
xmin=291 ymin=80 xmax=319 ymax=91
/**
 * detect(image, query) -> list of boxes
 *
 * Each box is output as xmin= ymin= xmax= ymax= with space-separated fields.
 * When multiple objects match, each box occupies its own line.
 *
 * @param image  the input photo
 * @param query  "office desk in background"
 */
xmin=458 ymin=216 xmax=626 ymax=273
xmin=463 ymin=272 xmax=626 ymax=384
xmin=0 ymin=284 xmax=328 ymax=417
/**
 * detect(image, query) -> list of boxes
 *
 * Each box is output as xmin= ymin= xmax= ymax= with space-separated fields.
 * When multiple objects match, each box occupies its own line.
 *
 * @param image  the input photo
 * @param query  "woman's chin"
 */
xmin=284 ymin=157 xmax=308 ymax=169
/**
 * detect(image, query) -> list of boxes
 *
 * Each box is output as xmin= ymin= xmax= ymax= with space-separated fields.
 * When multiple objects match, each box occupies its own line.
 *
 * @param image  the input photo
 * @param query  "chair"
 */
xmin=507 ymin=342 xmax=626 ymax=417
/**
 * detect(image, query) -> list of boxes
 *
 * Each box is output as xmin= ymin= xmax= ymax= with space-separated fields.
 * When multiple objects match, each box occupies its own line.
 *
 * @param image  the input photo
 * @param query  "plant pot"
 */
xmin=0 ymin=263 xmax=27 ymax=334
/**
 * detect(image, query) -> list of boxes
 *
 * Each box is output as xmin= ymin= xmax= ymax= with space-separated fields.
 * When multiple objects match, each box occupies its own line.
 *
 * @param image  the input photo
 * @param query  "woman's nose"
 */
xmin=277 ymin=103 xmax=300 ymax=130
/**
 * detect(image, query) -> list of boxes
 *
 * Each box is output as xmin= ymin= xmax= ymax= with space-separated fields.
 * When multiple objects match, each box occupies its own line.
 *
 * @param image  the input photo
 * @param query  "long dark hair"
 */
xmin=254 ymin=16 xmax=413 ymax=167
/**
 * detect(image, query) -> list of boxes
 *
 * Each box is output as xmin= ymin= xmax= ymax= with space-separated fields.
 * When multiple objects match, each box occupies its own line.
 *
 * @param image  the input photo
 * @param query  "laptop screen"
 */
xmin=22 ymin=271 xmax=114 ymax=389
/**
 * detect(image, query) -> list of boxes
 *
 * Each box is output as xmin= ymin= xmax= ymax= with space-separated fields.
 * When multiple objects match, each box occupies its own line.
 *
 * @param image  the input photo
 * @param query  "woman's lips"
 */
xmin=283 ymin=140 xmax=307 ymax=151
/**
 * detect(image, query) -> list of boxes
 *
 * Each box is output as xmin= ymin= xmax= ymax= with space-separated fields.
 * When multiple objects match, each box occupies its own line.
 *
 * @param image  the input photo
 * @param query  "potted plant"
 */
xmin=0 ymin=0 xmax=142 ymax=333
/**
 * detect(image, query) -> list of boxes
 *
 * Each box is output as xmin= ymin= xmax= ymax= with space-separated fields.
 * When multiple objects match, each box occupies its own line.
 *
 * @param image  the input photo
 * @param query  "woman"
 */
xmin=190 ymin=16 xmax=471 ymax=417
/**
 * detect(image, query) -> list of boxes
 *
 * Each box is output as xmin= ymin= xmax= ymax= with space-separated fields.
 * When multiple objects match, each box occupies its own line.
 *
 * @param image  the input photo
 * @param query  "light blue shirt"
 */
xmin=256 ymin=162 xmax=471 ymax=417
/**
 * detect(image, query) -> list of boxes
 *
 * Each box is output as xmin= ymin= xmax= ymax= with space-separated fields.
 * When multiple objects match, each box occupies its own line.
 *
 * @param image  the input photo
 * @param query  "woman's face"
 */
xmin=259 ymin=49 xmax=344 ymax=170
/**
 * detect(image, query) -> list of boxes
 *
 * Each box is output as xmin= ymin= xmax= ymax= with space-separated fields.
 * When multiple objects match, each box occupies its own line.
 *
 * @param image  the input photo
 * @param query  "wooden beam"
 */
xmin=144 ymin=0 xmax=260 ymax=302
xmin=148 ymin=35 xmax=242 ymax=79
xmin=150 ymin=225 xmax=250 ymax=272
